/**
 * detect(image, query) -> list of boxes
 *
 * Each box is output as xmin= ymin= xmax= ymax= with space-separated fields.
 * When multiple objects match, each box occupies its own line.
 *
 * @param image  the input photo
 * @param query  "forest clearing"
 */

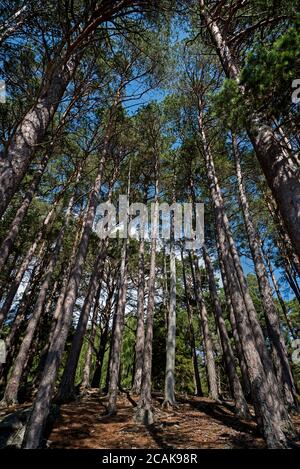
xmin=0 ymin=0 xmax=300 ymax=456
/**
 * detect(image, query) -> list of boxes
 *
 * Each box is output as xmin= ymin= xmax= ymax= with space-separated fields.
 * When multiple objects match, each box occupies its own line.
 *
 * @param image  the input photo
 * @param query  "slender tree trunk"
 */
xmin=0 ymin=237 xmax=46 ymax=328
xmin=1 ymin=192 xmax=73 ymax=405
xmin=199 ymin=0 xmax=300 ymax=261
xmin=81 ymin=283 xmax=102 ymax=390
xmin=262 ymin=245 xmax=296 ymax=339
xmin=57 ymin=243 xmax=106 ymax=401
xmin=132 ymin=237 xmax=145 ymax=394
xmin=0 ymin=153 xmax=50 ymax=271
xmin=21 ymin=128 xmax=108 ymax=447
xmin=233 ymin=136 xmax=297 ymax=408
xmin=202 ymin=245 xmax=250 ymax=418
xmin=107 ymin=238 xmax=129 ymax=414
xmin=0 ymin=263 xmax=41 ymax=385
xmin=201 ymin=119 xmax=293 ymax=447
xmin=91 ymin=287 xmax=115 ymax=389
xmin=163 ymin=244 xmax=176 ymax=406
xmin=135 ymin=163 xmax=159 ymax=424
xmin=219 ymin=256 xmax=251 ymax=400
xmin=190 ymin=252 xmax=219 ymax=400
xmin=198 ymin=100 xmax=293 ymax=430
xmin=181 ymin=249 xmax=203 ymax=397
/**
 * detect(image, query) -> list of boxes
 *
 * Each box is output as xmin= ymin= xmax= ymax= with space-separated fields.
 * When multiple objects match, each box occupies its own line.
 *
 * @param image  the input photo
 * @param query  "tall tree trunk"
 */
xmin=163 ymin=244 xmax=176 ymax=406
xmin=219 ymin=256 xmax=251 ymax=400
xmin=0 ymin=263 xmax=41 ymax=385
xmin=202 ymin=245 xmax=250 ymax=418
xmin=57 ymin=243 xmax=106 ymax=401
xmin=1 ymin=190 xmax=74 ymax=406
xmin=0 ymin=57 xmax=76 ymax=218
xmin=0 ymin=237 xmax=46 ymax=328
xmin=0 ymin=153 xmax=50 ymax=271
xmin=132 ymin=237 xmax=145 ymax=394
xmin=190 ymin=252 xmax=219 ymax=400
xmin=21 ymin=126 xmax=109 ymax=447
xmin=107 ymin=237 xmax=129 ymax=414
xmin=81 ymin=283 xmax=102 ymax=390
xmin=262 ymin=245 xmax=296 ymax=339
xmin=199 ymin=0 xmax=300 ymax=261
xmin=91 ymin=286 xmax=115 ymax=389
xmin=198 ymin=98 xmax=292 ymax=420
xmin=233 ymin=136 xmax=297 ymax=408
xmin=181 ymin=249 xmax=203 ymax=397
xmin=201 ymin=122 xmax=293 ymax=447
xmin=135 ymin=162 xmax=159 ymax=425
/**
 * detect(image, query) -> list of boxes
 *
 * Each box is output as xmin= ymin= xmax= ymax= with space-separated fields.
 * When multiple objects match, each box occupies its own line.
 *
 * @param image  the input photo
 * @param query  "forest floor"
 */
xmin=46 ymin=390 xmax=300 ymax=449
xmin=1 ymin=389 xmax=300 ymax=449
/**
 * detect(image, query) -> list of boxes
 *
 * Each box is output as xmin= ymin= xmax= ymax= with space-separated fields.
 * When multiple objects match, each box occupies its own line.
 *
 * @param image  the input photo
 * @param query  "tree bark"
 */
xmin=131 ymin=237 xmax=145 ymax=394
xmin=0 ymin=57 xmax=76 ymax=218
xmin=57 ymin=242 xmax=106 ymax=401
xmin=0 ymin=153 xmax=50 ymax=271
xmin=219 ymin=256 xmax=251 ymax=400
xmin=135 ymin=163 xmax=159 ymax=424
xmin=21 ymin=127 xmax=108 ymax=447
xmin=233 ymin=136 xmax=297 ymax=409
xmin=202 ymin=245 xmax=250 ymax=418
xmin=200 ymin=114 xmax=294 ymax=447
xmin=1 ymin=189 xmax=74 ymax=405
xmin=81 ymin=282 xmax=102 ymax=390
xmin=199 ymin=0 xmax=300 ymax=260
xmin=91 ymin=284 xmax=115 ymax=389
xmin=190 ymin=252 xmax=219 ymax=400
xmin=181 ymin=249 xmax=203 ymax=397
xmin=163 ymin=244 xmax=176 ymax=406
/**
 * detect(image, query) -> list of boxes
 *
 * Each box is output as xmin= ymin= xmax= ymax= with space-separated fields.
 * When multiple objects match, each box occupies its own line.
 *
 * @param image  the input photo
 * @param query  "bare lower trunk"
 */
xmin=219 ymin=257 xmax=251 ymax=400
xmin=22 ymin=145 xmax=106 ymax=448
xmin=203 ymin=136 xmax=293 ymax=448
xmin=181 ymin=249 xmax=203 ymax=397
xmin=57 ymin=243 xmax=106 ymax=401
xmin=81 ymin=284 xmax=102 ymax=390
xmin=132 ymin=238 xmax=145 ymax=394
xmin=135 ymin=193 xmax=158 ymax=425
xmin=0 ymin=263 xmax=41 ymax=385
xmin=190 ymin=252 xmax=218 ymax=400
xmin=163 ymin=245 xmax=176 ymax=406
xmin=107 ymin=239 xmax=129 ymax=414
xmin=91 ymin=287 xmax=115 ymax=389
xmin=233 ymin=137 xmax=297 ymax=409
xmin=202 ymin=245 xmax=250 ymax=418
xmin=1 ymin=200 xmax=71 ymax=405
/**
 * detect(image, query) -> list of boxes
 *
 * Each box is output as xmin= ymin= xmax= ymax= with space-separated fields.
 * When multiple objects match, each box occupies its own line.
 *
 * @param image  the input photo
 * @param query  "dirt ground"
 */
xmin=1 ymin=390 xmax=300 ymax=449
xmin=46 ymin=390 xmax=300 ymax=449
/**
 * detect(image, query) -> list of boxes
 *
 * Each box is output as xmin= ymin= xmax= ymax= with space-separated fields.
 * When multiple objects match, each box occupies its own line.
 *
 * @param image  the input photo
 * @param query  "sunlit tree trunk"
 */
xmin=201 ymin=117 xmax=293 ymax=447
xmin=199 ymin=0 xmax=300 ymax=260
xmin=136 ymin=161 xmax=159 ymax=425
xmin=132 ymin=238 xmax=145 ymax=394
xmin=189 ymin=252 xmax=219 ymax=400
xmin=0 ymin=57 xmax=76 ymax=218
xmin=233 ymin=136 xmax=297 ymax=409
xmin=81 ymin=283 xmax=102 ymax=390
xmin=163 ymin=244 xmax=176 ymax=406
xmin=202 ymin=245 xmax=250 ymax=418
xmin=57 ymin=243 xmax=106 ymax=401
xmin=0 ymin=153 xmax=50 ymax=271
xmin=107 ymin=238 xmax=129 ymax=414
xmin=181 ymin=249 xmax=203 ymax=397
